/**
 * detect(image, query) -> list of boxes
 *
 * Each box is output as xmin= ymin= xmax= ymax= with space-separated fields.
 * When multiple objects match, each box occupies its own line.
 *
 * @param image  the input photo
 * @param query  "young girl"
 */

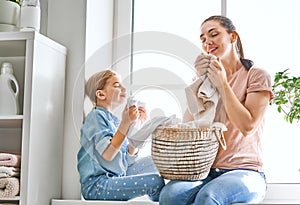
xmin=77 ymin=69 xmax=165 ymax=201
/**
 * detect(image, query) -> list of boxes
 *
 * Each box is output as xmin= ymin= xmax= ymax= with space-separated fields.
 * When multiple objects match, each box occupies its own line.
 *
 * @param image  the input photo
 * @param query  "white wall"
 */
xmin=84 ymin=0 xmax=114 ymax=113
xmin=31 ymin=0 xmax=300 ymax=202
xmin=45 ymin=0 xmax=86 ymax=199
xmin=40 ymin=0 xmax=115 ymax=200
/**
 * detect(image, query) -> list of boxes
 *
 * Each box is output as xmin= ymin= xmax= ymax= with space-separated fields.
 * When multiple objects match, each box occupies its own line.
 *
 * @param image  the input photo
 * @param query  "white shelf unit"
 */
xmin=0 ymin=31 xmax=66 ymax=205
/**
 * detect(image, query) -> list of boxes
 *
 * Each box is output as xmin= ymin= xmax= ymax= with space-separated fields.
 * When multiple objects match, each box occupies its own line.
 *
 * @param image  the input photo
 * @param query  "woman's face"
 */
xmin=200 ymin=20 xmax=233 ymax=58
xmin=102 ymin=75 xmax=127 ymax=107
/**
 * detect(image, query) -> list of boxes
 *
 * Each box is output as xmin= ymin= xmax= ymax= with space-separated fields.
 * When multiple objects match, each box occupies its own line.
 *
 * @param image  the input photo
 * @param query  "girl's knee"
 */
xmin=151 ymin=175 xmax=165 ymax=187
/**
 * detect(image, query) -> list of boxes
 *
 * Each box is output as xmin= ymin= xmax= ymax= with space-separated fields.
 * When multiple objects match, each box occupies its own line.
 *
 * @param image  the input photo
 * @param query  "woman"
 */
xmin=77 ymin=69 xmax=165 ymax=201
xmin=159 ymin=15 xmax=273 ymax=205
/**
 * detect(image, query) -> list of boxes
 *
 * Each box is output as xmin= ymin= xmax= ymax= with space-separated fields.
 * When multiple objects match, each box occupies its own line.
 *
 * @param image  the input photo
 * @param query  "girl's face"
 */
xmin=100 ymin=74 xmax=127 ymax=108
xmin=200 ymin=20 xmax=234 ymax=59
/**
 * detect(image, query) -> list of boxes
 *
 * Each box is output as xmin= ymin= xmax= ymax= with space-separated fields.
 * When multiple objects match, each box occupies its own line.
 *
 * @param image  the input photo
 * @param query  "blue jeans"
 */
xmin=159 ymin=168 xmax=267 ymax=205
xmin=81 ymin=156 xmax=165 ymax=201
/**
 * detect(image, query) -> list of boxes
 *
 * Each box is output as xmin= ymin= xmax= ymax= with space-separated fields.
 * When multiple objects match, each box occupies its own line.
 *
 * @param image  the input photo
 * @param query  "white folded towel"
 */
xmin=0 ymin=153 xmax=21 ymax=168
xmin=0 ymin=167 xmax=20 ymax=178
xmin=0 ymin=177 xmax=20 ymax=198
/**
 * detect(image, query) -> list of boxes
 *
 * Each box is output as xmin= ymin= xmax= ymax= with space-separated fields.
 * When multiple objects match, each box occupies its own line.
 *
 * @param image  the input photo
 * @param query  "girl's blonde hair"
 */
xmin=85 ymin=69 xmax=117 ymax=104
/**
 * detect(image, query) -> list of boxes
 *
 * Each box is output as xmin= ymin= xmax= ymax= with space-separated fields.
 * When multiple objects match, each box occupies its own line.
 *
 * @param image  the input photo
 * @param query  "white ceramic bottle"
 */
xmin=0 ymin=62 xmax=20 ymax=115
xmin=20 ymin=0 xmax=41 ymax=32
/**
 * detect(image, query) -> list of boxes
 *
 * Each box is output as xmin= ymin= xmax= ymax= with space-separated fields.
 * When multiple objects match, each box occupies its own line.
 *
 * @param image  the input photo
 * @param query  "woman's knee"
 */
xmin=159 ymin=180 xmax=202 ymax=205
xmin=159 ymin=183 xmax=175 ymax=204
xmin=194 ymin=188 xmax=218 ymax=205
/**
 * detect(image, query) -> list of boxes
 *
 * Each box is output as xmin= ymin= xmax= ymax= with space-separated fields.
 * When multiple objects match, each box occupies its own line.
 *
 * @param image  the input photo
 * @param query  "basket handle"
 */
xmin=214 ymin=128 xmax=227 ymax=150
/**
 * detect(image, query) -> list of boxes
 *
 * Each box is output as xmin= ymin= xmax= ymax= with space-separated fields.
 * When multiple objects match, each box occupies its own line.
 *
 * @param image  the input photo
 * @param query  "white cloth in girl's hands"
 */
xmin=127 ymin=96 xmax=146 ymax=108
xmin=126 ymin=96 xmax=146 ymax=138
xmin=127 ymin=114 xmax=178 ymax=148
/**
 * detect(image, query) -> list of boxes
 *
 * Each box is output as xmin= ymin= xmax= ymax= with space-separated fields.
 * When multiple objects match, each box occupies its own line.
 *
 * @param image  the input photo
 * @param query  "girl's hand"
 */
xmin=119 ymin=105 xmax=139 ymax=135
xmin=124 ymin=105 xmax=139 ymax=124
xmin=128 ymin=143 xmax=139 ymax=155
xmin=138 ymin=106 xmax=148 ymax=124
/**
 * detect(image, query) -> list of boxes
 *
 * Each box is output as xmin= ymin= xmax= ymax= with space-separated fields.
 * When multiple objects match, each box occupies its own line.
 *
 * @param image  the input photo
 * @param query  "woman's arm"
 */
xmin=219 ymin=81 xmax=270 ymax=136
xmin=208 ymin=60 xmax=270 ymax=136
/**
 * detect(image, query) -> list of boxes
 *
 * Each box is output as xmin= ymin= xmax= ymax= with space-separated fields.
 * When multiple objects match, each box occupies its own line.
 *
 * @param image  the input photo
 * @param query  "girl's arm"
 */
xmin=102 ymin=106 xmax=139 ymax=161
xmin=125 ymin=106 xmax=148 ymax=156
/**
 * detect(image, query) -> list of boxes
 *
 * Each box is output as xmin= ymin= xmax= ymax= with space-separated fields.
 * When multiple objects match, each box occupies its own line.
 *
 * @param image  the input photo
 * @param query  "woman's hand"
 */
xmin=207 ymin=59 xmax=227 ymax=90
xmin=194 ymin=53 xmax=211 ymax=77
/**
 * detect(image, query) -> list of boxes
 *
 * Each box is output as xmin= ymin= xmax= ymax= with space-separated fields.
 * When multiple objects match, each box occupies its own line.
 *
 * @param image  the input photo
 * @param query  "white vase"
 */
xmin=0 ymin=0 xmax=20 ymax=31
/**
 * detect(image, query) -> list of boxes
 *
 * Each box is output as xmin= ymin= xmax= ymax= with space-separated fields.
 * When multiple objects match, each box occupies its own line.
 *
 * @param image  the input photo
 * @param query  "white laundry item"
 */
xmin=172 ymin=118 xmax=211 ymax=129
xmin=185 ymin=75 xmax=206 ymax=114
xmin=0 ymin=166 xmax=20 ymax=178
xmin=184 ymin=70 xmax=227 ymax=149
xmin=211 ymin=122 xmax=227 ymax=131
xmin=185 ymin=75 xmax=219 ymax=124
xmin=198 ymin=75 xmax=217 ymax=98
xmin=126 ymin=96 xmax=146 ymax=138
xmin=127 ymin=114 xmax=178 ymax=148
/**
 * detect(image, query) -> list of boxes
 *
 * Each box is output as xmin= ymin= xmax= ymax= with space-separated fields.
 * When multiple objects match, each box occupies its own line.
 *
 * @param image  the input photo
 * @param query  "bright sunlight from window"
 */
xmin=133 ymin=0 xmax=300 ymax=183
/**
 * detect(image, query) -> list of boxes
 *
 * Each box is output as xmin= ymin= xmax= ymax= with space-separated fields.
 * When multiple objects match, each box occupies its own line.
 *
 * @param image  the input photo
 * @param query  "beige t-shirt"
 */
xmin=212 ymin=66 xmax=273 ymax=172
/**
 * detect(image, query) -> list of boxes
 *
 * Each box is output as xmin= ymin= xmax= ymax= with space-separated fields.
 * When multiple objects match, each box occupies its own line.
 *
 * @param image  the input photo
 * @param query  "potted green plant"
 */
xmin=0 ymin=0 xmax=21 ymax=31
xmin=271 ymin=69 xmax=300 ymax=123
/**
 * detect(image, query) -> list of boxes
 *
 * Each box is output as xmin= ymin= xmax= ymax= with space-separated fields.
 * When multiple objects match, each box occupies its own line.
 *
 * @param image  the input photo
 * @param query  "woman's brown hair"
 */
xmin=202 ymin=15 xmax=253 ymax=70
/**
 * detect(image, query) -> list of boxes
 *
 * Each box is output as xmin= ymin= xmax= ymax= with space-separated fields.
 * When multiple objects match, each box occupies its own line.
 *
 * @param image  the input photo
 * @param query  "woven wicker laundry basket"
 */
xmin=152 ymin=126 xmax=226 ymax=181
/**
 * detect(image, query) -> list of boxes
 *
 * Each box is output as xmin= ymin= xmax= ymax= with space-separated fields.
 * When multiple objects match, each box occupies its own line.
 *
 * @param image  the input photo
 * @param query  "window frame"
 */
xmin=112 ymin=0 xmax=300 ymax=202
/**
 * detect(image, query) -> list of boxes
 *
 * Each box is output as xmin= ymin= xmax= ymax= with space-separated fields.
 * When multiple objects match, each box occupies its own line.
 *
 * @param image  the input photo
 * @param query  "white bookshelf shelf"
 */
xmin=0 ymin=31 xmax=66 ymax=205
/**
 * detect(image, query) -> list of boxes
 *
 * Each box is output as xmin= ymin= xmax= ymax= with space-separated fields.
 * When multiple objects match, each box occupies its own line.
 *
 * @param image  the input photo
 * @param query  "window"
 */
xmin=129 ymin=0 xmax=221 ymax=157
xmin=84 ymin=0 xmax=300 ymax=201
xmin=227 ymin=0 xmax=300 ymax=183
xmin=125 ymin=0 xmax=300 ymax=185
xmin=132 ymin=0 xmax=221 ymax=118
